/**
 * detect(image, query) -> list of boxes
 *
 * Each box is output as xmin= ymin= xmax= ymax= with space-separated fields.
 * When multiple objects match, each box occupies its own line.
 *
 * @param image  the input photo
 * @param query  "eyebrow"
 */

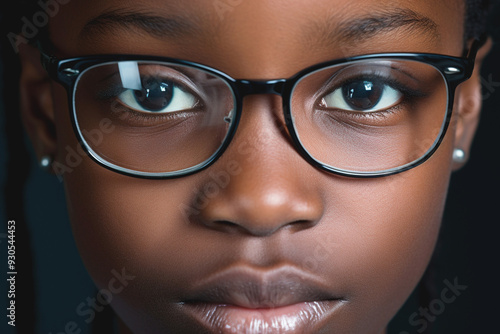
xmin=313 ymin=8 xmax=440 ymax=46
xmin=79 ymin=7 xmax=440 ymax=50
xmin=79 ymin=9 xmax=196 ymax=41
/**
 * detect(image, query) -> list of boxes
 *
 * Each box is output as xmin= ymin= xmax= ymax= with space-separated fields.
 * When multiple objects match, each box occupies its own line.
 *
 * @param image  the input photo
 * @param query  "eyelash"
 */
xmin=329 ymin=74 xmax=422 ymax=98
xmin=320 ymin=75 xmax=425 ymax=108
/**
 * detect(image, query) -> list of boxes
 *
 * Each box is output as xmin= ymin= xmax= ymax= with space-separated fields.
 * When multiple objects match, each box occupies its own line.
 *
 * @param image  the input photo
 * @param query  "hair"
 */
xmin=465 ymin=0 xmax=495 ymax=39
xmin=0 ymin=0 xmax=496 ymax=334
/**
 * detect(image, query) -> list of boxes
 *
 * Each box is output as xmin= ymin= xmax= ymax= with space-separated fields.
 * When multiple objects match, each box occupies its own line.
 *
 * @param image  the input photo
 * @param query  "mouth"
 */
xmin=180 ymin=266 xmax=347 ymax=334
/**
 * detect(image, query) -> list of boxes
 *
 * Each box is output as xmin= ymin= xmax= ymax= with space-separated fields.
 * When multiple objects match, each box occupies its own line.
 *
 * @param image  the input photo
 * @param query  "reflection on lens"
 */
xmin=74 ymin=61 xmax=235 ymax=174
xmin=291 ymin=59 xmax=448 ymax=174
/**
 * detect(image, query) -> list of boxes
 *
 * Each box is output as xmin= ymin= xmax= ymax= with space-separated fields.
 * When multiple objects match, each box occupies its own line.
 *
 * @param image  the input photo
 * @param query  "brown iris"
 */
xmin=133 ymin=77 xmax=174 ymax=112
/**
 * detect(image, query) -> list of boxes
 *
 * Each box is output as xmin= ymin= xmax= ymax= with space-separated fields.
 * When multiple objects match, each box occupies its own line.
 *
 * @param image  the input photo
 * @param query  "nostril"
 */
xmin=288 ymin=219 xmax=317 ymax=233
xmin=203 ymin=220 xmax=247 ymax=234
xmin=203 ymin=218 xmax=318 ymax=237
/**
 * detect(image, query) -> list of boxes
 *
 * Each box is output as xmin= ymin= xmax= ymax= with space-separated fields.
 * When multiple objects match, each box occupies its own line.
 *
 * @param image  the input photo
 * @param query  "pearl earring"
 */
xmin=40 ymin=155 xmax=53 ymax=170
xmin=452 ymin=149 xmax=466 ymax=163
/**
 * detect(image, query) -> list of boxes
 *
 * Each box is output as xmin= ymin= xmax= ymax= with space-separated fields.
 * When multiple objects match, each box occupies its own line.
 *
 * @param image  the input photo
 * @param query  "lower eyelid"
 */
xmin=109 ymin=100 xmax=203 ymax=127
xmin=315 ymin=103 xmax=407 ymax=131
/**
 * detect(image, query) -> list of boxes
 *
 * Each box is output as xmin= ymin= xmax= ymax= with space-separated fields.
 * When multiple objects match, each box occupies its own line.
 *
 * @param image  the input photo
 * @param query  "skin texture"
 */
xmin=18 ymin=0 xmax=490 ymax=332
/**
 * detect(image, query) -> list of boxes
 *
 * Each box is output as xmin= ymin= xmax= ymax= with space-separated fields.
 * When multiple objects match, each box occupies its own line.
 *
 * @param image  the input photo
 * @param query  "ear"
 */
xmin=18 ymin=43 xmax=57 ymax=168
xmin=452 ymin=37 xmax=493 ymax=170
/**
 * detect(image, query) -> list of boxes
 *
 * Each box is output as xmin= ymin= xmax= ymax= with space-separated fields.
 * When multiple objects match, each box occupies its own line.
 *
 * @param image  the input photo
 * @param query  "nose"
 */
xmin=194 ymin=95 xmax=324 ymax=237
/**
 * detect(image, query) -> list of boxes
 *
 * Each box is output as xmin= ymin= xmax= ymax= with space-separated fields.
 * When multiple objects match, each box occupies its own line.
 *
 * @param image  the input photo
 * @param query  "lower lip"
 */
xmin=183 ymin=300 xmax=344 ymax=334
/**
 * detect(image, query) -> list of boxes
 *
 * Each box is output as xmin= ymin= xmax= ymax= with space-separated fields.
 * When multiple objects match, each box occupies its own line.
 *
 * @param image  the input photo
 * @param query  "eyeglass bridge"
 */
xmin=236 ymin=79 xmax=287 ymax=96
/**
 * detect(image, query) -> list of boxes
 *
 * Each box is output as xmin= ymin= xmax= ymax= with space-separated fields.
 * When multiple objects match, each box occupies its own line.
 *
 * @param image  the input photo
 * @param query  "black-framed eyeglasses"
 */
xmin=40 ymin=36 xmax=485 ymax=179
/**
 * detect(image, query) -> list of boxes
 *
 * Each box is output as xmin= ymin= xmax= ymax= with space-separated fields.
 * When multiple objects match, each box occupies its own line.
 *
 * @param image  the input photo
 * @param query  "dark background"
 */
xmin=0 ymin=3 xmax=499 ymax=334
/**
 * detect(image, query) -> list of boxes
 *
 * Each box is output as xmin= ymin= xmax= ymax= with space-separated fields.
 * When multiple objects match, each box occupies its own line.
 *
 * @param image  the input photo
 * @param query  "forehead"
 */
xmin=49 ymin=0 xmax=465 ymax=77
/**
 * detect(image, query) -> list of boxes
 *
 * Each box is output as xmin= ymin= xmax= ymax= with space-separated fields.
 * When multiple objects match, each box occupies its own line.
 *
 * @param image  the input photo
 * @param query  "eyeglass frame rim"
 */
xmin=39 ymin=35 xmax=486 ymax=179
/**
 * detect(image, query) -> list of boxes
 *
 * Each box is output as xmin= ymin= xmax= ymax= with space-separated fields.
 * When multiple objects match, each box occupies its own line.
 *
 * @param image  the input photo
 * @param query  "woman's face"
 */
xmin=34 ymin=0 xmax=478 ymax=332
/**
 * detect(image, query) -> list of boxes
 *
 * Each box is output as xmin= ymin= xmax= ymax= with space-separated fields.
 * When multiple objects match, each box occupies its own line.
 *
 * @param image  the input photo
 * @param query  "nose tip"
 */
xmin=200 ymin=188 xmax=322 ymax=237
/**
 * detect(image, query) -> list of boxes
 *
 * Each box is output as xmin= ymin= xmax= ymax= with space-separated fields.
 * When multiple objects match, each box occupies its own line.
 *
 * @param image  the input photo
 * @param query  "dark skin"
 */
xmin=19 ymin=0 xmax=490 ymax=332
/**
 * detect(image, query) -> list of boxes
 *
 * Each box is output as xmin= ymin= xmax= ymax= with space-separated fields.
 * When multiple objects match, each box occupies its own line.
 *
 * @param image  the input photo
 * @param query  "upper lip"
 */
xmin=182 ymin=265 xmax=344 ymax=309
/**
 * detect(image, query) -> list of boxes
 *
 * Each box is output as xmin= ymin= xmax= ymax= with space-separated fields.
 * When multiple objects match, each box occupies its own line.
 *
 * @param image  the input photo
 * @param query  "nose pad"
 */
xmin=192 ymin=95 xmax=324 ymax=237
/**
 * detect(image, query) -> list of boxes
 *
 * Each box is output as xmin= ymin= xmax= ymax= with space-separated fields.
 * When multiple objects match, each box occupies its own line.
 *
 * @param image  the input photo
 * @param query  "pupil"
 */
xmin=134 ymin=77 xmax=174 ymax=112
xmin=342 ymin=80 xmax=383 ymax=110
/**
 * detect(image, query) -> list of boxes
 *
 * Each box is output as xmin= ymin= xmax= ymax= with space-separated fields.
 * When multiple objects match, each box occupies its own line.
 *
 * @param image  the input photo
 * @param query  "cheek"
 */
xmin=63 ymin=166 xmax=217 ymax=333
xmin=63 ymin=165 xmax=203 ymax=285
xmin=315 ymin=139 xmax=454 ymax=329
xmin=63 ymin=177 xmax=205 ymax=332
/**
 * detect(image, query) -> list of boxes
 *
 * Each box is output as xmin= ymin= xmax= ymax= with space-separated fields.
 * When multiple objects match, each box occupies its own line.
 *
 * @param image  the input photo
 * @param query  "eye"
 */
xmin=320 ymin=79 xmax=403 ymax=112
xmin=117 ymin=76 xmax=198 ymax=113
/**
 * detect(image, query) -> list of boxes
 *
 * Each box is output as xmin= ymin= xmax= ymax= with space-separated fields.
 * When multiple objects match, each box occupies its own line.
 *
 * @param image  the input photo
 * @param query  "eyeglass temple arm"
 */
xmin=456 ymin=33 xmax=487 ymax=81
xmin=37 ymin=41 xmax=61 ymax=81
xmin=465 ymin=33 xmax=488 ymax=59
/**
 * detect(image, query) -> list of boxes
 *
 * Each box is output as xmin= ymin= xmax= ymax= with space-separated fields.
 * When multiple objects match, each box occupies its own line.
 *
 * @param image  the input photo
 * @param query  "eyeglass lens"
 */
xmin=74 ymin=61 xmax=235 ymax=174
xmin=291 ymin=59 xmax=447 ymax=173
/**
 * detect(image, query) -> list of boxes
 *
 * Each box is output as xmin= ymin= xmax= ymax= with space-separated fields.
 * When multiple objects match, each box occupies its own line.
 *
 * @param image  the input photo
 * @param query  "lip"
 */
xmin=181 ymin=266 xmax=346 ymax=333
